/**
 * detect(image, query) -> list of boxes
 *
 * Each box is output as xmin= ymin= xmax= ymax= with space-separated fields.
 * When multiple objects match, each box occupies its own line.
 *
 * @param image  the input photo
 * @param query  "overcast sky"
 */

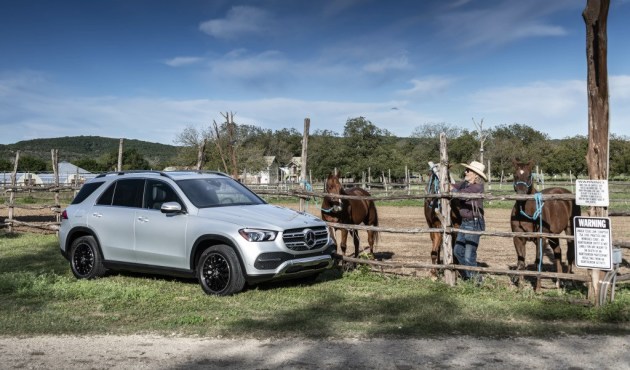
xmin=1 ymin=0 xmax=629 ymax=145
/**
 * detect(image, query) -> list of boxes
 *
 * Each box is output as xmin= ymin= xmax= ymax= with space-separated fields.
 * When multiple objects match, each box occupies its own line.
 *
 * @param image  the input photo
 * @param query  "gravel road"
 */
xmin=1 ymin=335 xmax=629 ymax=369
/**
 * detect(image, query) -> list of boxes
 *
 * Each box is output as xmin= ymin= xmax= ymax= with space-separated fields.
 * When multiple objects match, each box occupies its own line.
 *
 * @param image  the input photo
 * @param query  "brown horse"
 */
xmin=423 ymin=162 xmax=461 ymax=276
xmin=511 ymin=159 xmax=581 ymax=289
xmin=321 ymin=173 xmax=379 ymax=257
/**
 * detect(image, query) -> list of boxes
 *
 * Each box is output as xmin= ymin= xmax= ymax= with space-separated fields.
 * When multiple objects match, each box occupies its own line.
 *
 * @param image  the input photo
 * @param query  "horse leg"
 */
xmin=548 ymin=237 xmax=563 ymax=288
xmin=565 ymin=225 xmax=575 ymax=274
xmin=367 ymin=230 xmax=375 ymax=257
xmin=328 ymin=226 xmax=338 ymax=253
xmin=513 ymin=237 xmax=527 ymax=287
xmin=429 ymin=232 xmax=441 ymax=278
xmin=566 ymin=239 xmax=575 ymax=274
xmin=339 ymin=228 xmax=349 ymax=256
xmin=530 ymin=238 xmax=552 ymax=292
xmin=352 ymin=229 xmax=360 ymax=258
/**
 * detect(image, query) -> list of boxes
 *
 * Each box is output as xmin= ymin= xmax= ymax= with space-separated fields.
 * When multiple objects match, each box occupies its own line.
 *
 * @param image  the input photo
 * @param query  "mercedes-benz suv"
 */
xmin=59 ymin=171 xmax=335 ymax=295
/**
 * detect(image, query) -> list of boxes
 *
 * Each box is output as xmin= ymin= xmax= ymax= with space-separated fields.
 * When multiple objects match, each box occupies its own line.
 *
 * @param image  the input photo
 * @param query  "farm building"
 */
xmin=0 ymin=161 xmax=97 ymax=186
xmin=241 ymin=156 xmax=280 ymax=184
xmin=281 ymin=157 xmax=302 ymax=183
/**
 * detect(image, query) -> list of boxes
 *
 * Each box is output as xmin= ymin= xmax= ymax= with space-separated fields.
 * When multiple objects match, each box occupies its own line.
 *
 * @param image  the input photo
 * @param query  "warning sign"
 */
xmin=574 ymin=216 xmax=612 ymax=270
xmin=575 ymin=179 xmax=609 ymax=207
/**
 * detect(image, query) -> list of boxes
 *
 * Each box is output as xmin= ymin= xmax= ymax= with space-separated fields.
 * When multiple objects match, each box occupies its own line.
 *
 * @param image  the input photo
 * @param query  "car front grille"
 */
xmin=283 ymin=226 xmax=329 ymax=251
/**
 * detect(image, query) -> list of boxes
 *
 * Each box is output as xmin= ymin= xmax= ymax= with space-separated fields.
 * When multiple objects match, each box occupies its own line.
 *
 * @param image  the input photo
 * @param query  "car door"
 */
xmin=134 ymin=179 xmax=189 ymax=269
xmin=88 ymin=179 xmax=144 ymax=263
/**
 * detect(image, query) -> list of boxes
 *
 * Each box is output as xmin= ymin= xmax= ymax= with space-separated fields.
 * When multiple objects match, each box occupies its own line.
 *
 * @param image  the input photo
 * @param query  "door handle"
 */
xmin=92 ymin=212 xmax=102 ymax=218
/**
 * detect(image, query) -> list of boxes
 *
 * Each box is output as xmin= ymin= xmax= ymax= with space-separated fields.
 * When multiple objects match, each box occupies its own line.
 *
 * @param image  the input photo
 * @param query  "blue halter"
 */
xmin=515 ymin=176 xmax=545 ymax=273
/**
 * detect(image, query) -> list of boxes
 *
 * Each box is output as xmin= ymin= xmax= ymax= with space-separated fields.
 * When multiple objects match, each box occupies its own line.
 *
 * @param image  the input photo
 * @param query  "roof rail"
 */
xmin=95 ymin=170 xmax=173 ymax=179
xmin=164 ymin=170 xmax=230 ymax=177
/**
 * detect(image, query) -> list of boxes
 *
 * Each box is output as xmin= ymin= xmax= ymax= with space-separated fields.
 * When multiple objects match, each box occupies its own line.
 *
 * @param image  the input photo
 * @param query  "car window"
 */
xmin=177 ymin=178 xmax=265 ymax=208
xmin=112 ymin=179 xmax=144 ymax=208
xmin=71 ymin=181 xmax=105 ymax=204
xmin=96 ymin=182 xmax=116 ymax=206
xmin=144 ymin=179 xmax=183 ymax=211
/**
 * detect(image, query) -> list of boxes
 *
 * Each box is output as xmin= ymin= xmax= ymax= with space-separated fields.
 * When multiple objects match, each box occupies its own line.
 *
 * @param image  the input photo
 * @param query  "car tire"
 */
xmin=197 ymin=245 xmax=246 ymax=296
xmin=70 ymin=235 xmax=106 ymax=279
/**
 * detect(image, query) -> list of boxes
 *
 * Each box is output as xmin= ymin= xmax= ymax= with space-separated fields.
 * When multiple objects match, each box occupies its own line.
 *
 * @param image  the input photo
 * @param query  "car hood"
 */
xmin=195 ymin=204 xmax=325 ymax=230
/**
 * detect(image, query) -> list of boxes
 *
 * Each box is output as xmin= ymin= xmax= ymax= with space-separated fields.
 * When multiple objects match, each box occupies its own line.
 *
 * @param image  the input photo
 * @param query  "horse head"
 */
xmin=324 ymin=173 xmax=345 ymax=212
xmin=512 ymin=159 xmax=535 ymax=194
xmin=426 ymin=161 xmax=455 ymax=195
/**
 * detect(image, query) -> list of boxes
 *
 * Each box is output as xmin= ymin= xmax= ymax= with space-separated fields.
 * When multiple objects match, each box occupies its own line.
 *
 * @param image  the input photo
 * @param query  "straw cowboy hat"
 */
xmin=461 ymin=160 xmax=487 ymax=181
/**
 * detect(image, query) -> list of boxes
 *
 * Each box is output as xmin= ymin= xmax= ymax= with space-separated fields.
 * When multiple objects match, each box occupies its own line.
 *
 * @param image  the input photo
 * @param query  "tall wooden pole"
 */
xmin=51 ymin=149 xmax=60 ymax=224
xmin=439 ymin=133 xmax=456 ymax=286
xmin=117 ymin=138 xmax=124 ymax=172
xmin=583 ymin=0 xmax=610 ymax=304
xmin=299 ymin=118 xmax=310 ymax=212
xmin=7 ymin=151 xmax=19 ymax=233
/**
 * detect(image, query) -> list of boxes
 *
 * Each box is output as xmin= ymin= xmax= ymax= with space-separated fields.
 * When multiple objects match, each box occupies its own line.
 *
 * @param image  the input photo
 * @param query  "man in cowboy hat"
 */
xmin=450 ymin=160 xmax=487 ymax=282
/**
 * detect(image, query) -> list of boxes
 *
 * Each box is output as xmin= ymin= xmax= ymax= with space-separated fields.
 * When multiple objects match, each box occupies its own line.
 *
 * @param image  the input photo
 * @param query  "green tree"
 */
xmin=409 ymin=122 xmax=464 ymax=167
xmin=609 ymin=134 xmax=630 ymax=177
xmin=0 ymin=158 xmax=11 ymax=171
xmin=74 ymin=158 xmax=107 ymax=172
xmin=309 ymin=129 xmax=343 ymax=180
xmin=103 ymin=148 xmax=150 ymax=170
xmin=486 ymin=123 xmax=550 ymax=178
xmin=17 ymin=155 xmax=47 ymax=172
xmin=541 ymin=136 xmax=588 ymax=177
xmin=449 ymin=130 xmax=479 ymax=164
xmin=341 ymin=117 xmax=392 ymax=180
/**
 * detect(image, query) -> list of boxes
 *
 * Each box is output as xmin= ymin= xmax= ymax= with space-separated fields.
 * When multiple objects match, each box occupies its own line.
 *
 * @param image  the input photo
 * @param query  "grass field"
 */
xmin=1 ymin=233 xmax=628 ymax=338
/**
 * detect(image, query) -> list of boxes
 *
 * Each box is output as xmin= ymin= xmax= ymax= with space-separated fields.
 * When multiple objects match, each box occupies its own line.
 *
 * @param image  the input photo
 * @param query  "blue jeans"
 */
xmin=454 ymin=218 xmax=485 ymax=280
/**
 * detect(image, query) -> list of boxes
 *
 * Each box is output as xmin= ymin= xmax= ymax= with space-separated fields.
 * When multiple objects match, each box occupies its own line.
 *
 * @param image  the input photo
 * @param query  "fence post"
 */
xmin=405 ymin=165 xmax=410 ymax=195
xmin=583 ymin=0 xmax=610 ymax=305
xmin=117 ymin=138 xmax=124 ymax=172
xmin=7 ymin=151 xmax=20 ymax=233
xmin=51 ymin=149 xmax=60 ymax=224
xmin=439 ymin=133 xmax=456 ymax=286
xmin=299 ymin=118 xmax=310 ymax=212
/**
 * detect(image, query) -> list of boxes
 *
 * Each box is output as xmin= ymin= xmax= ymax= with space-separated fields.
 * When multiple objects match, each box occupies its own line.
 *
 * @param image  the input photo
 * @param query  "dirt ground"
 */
xmin=1 ymin=334 xmax=629 ymax=370
xmin=2 ymin=204 xmax=629 ymax=283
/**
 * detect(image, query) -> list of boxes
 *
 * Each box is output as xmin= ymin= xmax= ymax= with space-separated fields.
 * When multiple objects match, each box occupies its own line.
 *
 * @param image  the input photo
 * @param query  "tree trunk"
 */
xmin=583 ymin=0 xmax=610 ymax=304
xmin=196 ymin=138 xmax=207 ymax=170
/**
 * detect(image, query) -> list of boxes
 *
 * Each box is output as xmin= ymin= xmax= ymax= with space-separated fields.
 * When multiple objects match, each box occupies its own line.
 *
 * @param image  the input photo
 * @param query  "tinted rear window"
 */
xmin=112 ymin=179 xmax=145 ymax=208
xmin=71 ymin=182 xmax=105 ymax=204
xmin=96 ymin=179 xmax=145 ymax=208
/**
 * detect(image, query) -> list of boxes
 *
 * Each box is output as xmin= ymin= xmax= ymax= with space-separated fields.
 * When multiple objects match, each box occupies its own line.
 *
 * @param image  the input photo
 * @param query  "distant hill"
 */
xmin=0 ymin=136 xmax=180 ymax=165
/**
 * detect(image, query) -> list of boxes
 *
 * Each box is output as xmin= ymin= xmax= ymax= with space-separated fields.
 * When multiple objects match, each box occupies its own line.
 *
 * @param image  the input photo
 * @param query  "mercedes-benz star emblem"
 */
xmin=303 ymin=229 xmax=316 ymax=248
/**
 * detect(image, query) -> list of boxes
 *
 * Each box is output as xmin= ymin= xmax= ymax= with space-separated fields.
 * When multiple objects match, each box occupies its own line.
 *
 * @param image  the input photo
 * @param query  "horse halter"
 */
xmin=513 ymin=173 xmax=533 ymax=193
xmin=324 ymin=180 xmax=344 ymax=213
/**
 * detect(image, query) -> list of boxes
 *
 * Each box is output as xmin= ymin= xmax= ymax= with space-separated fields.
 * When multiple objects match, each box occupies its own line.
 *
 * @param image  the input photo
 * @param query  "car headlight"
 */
xmin=238 ymin=229 xmax=277 ymax=242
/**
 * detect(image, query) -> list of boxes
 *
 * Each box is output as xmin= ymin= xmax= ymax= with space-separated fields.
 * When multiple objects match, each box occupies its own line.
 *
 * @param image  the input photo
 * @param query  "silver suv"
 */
xmin=59 ymin=171 xmax=335 ymax=295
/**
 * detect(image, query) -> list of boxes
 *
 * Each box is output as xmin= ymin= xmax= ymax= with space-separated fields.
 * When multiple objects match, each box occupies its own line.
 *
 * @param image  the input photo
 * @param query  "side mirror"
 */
xmin=161 ymin=201 xmax=183 ymax=214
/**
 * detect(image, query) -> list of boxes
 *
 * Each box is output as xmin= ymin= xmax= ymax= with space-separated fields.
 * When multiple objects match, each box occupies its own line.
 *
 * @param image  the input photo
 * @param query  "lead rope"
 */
xmin=300 ymin=180 xmax=315 ymax=212
xmin=425 ymin=170 xmax=440 ymax=210
xmin=519 ymin=192 xmax=544 ymax=272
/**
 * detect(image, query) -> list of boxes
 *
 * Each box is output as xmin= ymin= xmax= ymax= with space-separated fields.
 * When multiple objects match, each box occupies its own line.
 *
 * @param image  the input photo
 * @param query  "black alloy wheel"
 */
xmin=69 ymin=235 xmax=106 ymax=279
xmin=197 ymin=245 xmax=245 ymax=296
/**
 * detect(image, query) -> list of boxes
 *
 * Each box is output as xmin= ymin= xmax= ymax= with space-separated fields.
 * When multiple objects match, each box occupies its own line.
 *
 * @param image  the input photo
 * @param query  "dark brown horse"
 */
xmin=321 ymin=173 xmax=379 ymax=257
xmin=423 ymin=162 xmax=461 ymax=277
xmin=511 ymin=159 xmax=581 ymax=289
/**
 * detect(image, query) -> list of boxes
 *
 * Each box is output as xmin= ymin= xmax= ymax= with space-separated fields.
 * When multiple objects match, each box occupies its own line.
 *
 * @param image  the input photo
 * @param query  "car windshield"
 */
xmin=176 ymin=177 xmax=265 ymax=208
